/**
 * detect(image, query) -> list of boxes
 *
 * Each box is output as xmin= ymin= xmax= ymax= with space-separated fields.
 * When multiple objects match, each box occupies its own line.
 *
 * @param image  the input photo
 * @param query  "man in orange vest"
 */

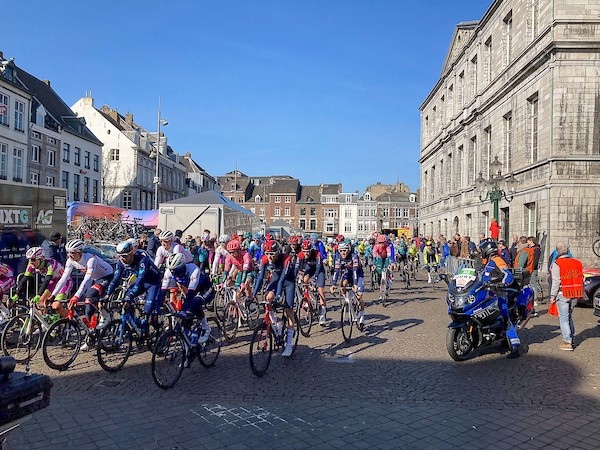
xmin=549 ymin=242 xmax=583 ymax=351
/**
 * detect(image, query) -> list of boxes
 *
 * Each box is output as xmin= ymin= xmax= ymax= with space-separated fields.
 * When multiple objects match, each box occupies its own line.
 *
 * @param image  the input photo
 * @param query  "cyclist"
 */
xmin=154 ymin=230 xmax=193 ymax=270
xmin=330 ymin=241 xmax=366 ymax=330
xmin=211 ymin=234 xmax=231 ymax=277
xmin=248 ymin=234 xmax=262 ymax=262
xmin=372 ymin=235 xmax=392 ymax=300
xmin=13 ymin=247 xmax=71 ymax=312
xmin=105 ymin=240 xmax=163 ymax=326
xmin=297 ymin=239 xmax=327 ymax=325
xmin=0 ymin=261 xmax=15 ymax=326
xmin=221 ymin=239 xmax=254 ymax=301
xmin=50 ymin=239 xmax=114 ymax=326
xmin=423 ymin=240 xmax=438 ymax=283
xmin=252 ymin=240 xmax=297 ymax=357
xmin=161 ymin=253 xmax=214 ymax=345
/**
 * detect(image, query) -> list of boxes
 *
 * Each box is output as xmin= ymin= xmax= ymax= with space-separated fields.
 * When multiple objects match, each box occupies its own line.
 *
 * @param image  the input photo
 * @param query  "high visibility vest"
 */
xmin=555 ymin=257 xmax=584 ymax=298
xmin=514 ymin=248 xmax=534 ymax=272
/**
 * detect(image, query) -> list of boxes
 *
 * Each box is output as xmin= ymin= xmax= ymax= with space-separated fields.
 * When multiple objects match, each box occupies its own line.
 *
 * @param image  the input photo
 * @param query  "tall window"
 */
xmin=12 ymin=148 xmax=23 ymax=181
xmin=300 ymin=207 xmax=306 ymax=216
xmin=31 ymin=144 xmax=40 ymax=163
xmin=529 ymin=94 xmax=539 ymax=162
xmin=484 ymin=126 xmax=492 ymax=178
xmin=274 ymin=196 xmax=281 ymax=203
xmin=504 ymin=12 xmax=513 ymax=65
xmin=93 ymin=179 xmax=99 ymax=202
xmin=310 ymin=207 xmax=316 ymax=216
xmin=504 ymin=112 xmax=512 ymax=172
xmin=48 ymin=148 xmax=55 ymax=167
xmin=62 ymin=143 xmax=70 ymax=162
xmin=284 ymin=207 xmax=290 ymax=216
xmin=83 ymin=177 xmax=90 ymax=202
xmin=93 ymin=154 xmax=99 ymax=172
xmin=470 ymin=55 xmax=478 ymax=98
xmin=456 ymin=146 xmax=463 ymax=189
xmin=73 ymin=147 xmax=81 ymax=166
xmin=469 ymin=136 xmax=477 ymax=183
xmin=84 ymin=151 xmax=90 ymax=169
xmin=14 ymin=100 xmax=24 ymax=131
xmin=299 ymin=219 xmax=306 ymax=230
xmin=447 ymin=85 xmax=453 ymax=119
xmin=532 ymin=0 xmax=540 ymax=39
xmin=73 ymin=174 xmax=80 ymax=201
xmin=484 ymin=37 xmax=492 ymax=84
xmin=458 ymin=71 xmax=464 ymax=108
xmin=309 ymin=219 xmax=317 ymax=231
xmin=30 ymin=172 xmax=38 ymax=185
xmin=122 ymin=190 xmax=132 ymax=209
xmin=62 ymin=171 xmax=69 ymax=190
xmin=285 ymin=196 xmax=291 ymax=203
xmin=525 ymin=202 xmax=536 ymax=235
xmin=274 ymin=206 xmax=281 ymax=216
xmin=110 ymin=148 xmax=119 ymax=161
xmin=46 ymin=176 xmax=55 ymax=187
xmin=0 ymin=93 xmax=8 ymax=126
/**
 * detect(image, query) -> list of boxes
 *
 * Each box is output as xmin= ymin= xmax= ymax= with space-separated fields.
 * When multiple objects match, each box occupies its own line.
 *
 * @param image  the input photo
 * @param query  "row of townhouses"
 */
xmin=419 ymin=0 xmax=600 ymax=266
xmin=0 ymin=52 xmax=219 ymax=209
xmin=219 ymin=171 xmax=419 ymax=240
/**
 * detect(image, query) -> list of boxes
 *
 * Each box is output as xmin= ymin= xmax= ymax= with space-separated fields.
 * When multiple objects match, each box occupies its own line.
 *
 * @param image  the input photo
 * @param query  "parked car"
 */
xmin=83 ymin=243 xmax=117 ymax=267
xmin=582 ymin=269 xmax=600 ymax=307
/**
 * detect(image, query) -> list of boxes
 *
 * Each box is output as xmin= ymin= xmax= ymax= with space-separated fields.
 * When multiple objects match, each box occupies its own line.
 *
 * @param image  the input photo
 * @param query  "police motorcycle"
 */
xmin=443 ymin=266 xmax=533 ymax=361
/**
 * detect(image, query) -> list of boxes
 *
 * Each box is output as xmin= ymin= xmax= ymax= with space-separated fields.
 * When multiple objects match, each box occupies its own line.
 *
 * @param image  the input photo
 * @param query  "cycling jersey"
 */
xmin=296 ymin=249 xmax=325 ymax=288
xmin=332 ymin=251 xmax=364 ymax=287
xmin=154 ymin=241 xmax=193 ymax=269
xmin=211 ymin=244 xmax=229 ymax=276
xmin=18 ymin=259 xmax=70 ymax=298
xmin=0 ymin=262 xmax=15 ymax=295
xmin=52 ymin=253 xmax=113 ymax=299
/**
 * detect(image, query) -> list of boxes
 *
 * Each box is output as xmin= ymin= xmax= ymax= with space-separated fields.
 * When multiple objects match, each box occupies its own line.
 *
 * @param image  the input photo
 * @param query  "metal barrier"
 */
xmin=444 ymin=256 xmax=477 ymax=275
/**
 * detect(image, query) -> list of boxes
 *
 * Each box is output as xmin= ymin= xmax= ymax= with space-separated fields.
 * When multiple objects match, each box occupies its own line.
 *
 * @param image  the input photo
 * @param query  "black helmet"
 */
xmin=479 ymin=240 xmax=498 ymax=259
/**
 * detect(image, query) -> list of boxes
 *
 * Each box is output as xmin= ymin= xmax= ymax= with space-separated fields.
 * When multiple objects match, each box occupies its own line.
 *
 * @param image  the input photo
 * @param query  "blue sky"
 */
xmin=4 ymin=0 xmax=491 ymax=193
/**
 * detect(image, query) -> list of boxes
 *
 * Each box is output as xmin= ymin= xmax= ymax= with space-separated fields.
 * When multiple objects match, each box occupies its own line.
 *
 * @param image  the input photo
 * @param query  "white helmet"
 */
xmin=127 ymin=238 xmax=139 ymax=251
xmin=338 ymin=242 xmax=350 ymax=251
xmin=166 ymin=253 xmax=186 ymax=271
xmin=218 ymin=234 xmax=230 ymax=244
xmin=116 ymin=240 xmax=136 ymax=256
xmin=159 ymin=230 xmax=175 ymax=242
xmin=65 ymin=239 xmax=85 ymax=253
xmin=26 ymin=247 xmax=45 ymax=260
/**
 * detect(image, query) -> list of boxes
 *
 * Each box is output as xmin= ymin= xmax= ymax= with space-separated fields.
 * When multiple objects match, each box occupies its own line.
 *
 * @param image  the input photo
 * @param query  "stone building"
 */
xmin=419 ymin=0 xmax=600 ymax=266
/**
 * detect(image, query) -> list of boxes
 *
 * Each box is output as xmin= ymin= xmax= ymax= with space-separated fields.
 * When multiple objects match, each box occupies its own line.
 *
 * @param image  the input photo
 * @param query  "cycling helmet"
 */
xmin=479 ymin=240 xmax=498 ymax=259
xmin=369 ymin=237 xmax=375 ymax=244
xmin=232 ymin=234 xmax=239 ymax=241
xmin=166 ymin=253 xmax=186 ymax=271
xmin=159 ymin=230 xmax=175 ymax=242
xmin=253 ymin=233 xmax=261 ymax=240
xmin=244 ymin=232 xmax=252 ymax=239
xmin=426 ymin=240 xmax=433 ymax=246
xmin=301 ymin=240 xmax=313 ymax=251
xmin=226 ymin=240 xmax=241 ymax=252
xmin=241 ymin=240 xmax=249 ymax=250
xmin=65 ymin=239 xmax=85 ymax=253
xmin=264 ymin=240 xmax=280 ymax=253
xmin=338 ymin=242 xmax=350 ymax=251
xmin=26 ymin=247 xmax=45 ymax=260
xmin=116 ymin=240 xmax=136 ymax=256
xmin=376 ymin=235 xmax=387 ymax=244
xmin=327 ymin=237 xmax=335 ymax=245
xmin=310 ymin=233 xmax=318 ymax=241
xmin=218 ymin=234 xmax=230 ymax=244
xmin=127 ymin=238 xmax=139 ymax=251
xmin=201 ymin=233 xmax=210 ymax=243
xmin=336 ymin=234 xmax=345 ymax=243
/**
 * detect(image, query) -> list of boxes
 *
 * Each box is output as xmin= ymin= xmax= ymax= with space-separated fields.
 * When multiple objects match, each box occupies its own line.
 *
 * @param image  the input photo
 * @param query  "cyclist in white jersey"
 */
xmin=154 ymin=230 xmax=193 ymax=269
xmin=211 ymin=234 xmax=231 ymax=277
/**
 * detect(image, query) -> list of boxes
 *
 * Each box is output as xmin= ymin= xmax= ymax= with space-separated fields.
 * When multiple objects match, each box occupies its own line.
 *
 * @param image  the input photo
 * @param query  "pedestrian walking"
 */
xmin=549 ymin=242 xmax=583 ymax=351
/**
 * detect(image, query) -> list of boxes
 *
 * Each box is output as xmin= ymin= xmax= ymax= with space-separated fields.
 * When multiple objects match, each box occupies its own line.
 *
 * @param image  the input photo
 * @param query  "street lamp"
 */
xmin=379 ymin=209 xmax=386 ymax=233
xmin=153 ymin=97 xmax=168 ymax=210
xmin=475 ymin=156 xmax=518 ymax=220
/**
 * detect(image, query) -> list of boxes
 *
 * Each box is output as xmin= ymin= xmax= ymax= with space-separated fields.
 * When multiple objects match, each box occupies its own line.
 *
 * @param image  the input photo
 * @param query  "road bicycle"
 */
xmin=409 ymin=256 xmax=419 ymax=281
xmin=1 ymin=296 xmax=59 ymax=363
xmin=151 ymin=313 xmax=222 ymax=389
xmin=369 ymin=265 xmax=380 ymax=293
xmin=222 ymin=290 xmax=260 ymax=342
xmin=249 ymin=298 xmax=300 ymax=377
xmin=379 ymin=268 xmax=393 ymax=307
xmin=400 ymin=261 xmax=411 ymax=289
xmin=337 ymin=286 xmax=363 ymax=343
xmin=213 ymin=284 xmax=235 ymax=322
xmin=295 ymin=280 xmax=320 ymax=338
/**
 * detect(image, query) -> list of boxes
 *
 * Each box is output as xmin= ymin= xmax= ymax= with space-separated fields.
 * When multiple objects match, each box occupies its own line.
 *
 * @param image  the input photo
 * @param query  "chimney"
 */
xmin=125 ymin=112 xmax=133 ymax=125
xmin=109 ymin=109 xmax=119 ymax=122
xmin=42 ymin=80 xmax=51 ymax=87
xmin=185 ymin=151 xmax=191 ymax=158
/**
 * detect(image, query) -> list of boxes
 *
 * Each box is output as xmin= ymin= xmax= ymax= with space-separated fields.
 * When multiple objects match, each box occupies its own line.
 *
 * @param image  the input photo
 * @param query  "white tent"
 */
xmin=157 ymin=191 xmax=259 ymax=237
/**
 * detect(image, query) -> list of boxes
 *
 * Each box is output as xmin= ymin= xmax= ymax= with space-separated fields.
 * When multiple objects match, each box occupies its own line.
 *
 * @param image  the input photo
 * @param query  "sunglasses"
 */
xmin=266 ymin=252 xmax=277 ymax=256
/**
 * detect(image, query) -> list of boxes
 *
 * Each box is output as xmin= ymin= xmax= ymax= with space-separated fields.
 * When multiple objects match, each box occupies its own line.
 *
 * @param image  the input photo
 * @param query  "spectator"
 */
xmin=489 ymin=218 xmax=501 ymax=241
xmin=450 ymin=233 xmax=461 ymax=257
xmin=528 ymin=236 xmax=543 ymax=303
xmin=513 ymin=236 xmax=531 ymax=270
xmin=459 ymin=236 xmax=470 ymax=259
xmin=138 ymin=233 xmax=149 ymax=252
xmin=510 ymin=235 xmax=519 ymax=264
xmin=549 ymin=242 xmax=583 ymax=351
xmin=146 ymin=229 xmax=161 ymax=258
xmin=466 ymin=236 xmax=477 ymax=258
xmin=41 ymin=231 xmax=66 ymax=266
xmin=498 ymin=240 xmax=512 ymax=265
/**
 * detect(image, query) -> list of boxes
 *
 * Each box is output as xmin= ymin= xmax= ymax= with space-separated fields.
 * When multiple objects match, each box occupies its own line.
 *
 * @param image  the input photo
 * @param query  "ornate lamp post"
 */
xmin=474 ymin=156 xmax=519 ymax=220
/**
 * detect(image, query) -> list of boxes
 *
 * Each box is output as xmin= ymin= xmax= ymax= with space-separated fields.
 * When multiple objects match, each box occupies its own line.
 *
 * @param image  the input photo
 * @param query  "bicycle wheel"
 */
xmin=280 ymin=311 xmax=300 ymax=355
xmin=42 ymin=318 xmax=82 ymax=371
xmin=222 ymin=300 xmax=240 ymax=342
xmin=97 ymin=320 xmax=132 ymax=373
xmin=151 ymin=330 xmax=186 ymax=390
xmin=297 ymin=298 xmax=312 ymax=338
xmin=198 ymin=317 xmax=222 ymax=368
xmin=214 ymin=291 xmax=228 ymax=322
xmin=249 ymin=321 xmax=272 ymax=377
xmin=593 ymin=238 xmax=600 ymax=258
xmin=340 ymin=301 xmax=353 ymax=343
xmin=1 ymin=314 xmax=43 ymax=362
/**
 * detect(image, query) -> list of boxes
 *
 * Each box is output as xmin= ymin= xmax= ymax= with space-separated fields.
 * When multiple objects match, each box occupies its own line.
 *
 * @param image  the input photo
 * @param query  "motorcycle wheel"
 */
xmin=446 ymin=327 xmax=474 ymax=361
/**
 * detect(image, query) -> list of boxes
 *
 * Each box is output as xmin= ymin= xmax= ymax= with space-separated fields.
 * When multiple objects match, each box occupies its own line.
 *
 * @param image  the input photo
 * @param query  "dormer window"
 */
xmin=364 ymin=193 xmax=371 ymax=201
xmin=255 ymin=195 xmax=262 ymax=202
xmin=409 ymin=194 xmax=416 ymax=203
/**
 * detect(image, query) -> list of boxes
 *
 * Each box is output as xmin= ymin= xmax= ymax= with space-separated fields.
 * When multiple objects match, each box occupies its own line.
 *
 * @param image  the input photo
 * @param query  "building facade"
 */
xmin=180 ymin=152 xmax=219 ymax=195
xmin=72 ymin=96 xmax=188 ymax=209
xmin=419 ymin=0 xmax=600 ymax=266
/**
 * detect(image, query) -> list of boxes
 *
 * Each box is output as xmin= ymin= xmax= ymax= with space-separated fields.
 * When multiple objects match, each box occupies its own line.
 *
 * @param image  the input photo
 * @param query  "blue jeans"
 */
xmin=556 ymin=294 xmax=576 ymax=344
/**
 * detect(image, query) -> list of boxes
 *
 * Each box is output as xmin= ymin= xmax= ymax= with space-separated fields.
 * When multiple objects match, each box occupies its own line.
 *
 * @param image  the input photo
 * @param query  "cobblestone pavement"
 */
xmin=6 ymin=275 xmax=600 ymax=449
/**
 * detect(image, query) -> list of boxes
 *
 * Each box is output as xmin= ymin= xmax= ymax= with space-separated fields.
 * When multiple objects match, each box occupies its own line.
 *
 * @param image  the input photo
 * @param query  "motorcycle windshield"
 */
xmin=449 ymin=268 xmax=482 ymax=295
